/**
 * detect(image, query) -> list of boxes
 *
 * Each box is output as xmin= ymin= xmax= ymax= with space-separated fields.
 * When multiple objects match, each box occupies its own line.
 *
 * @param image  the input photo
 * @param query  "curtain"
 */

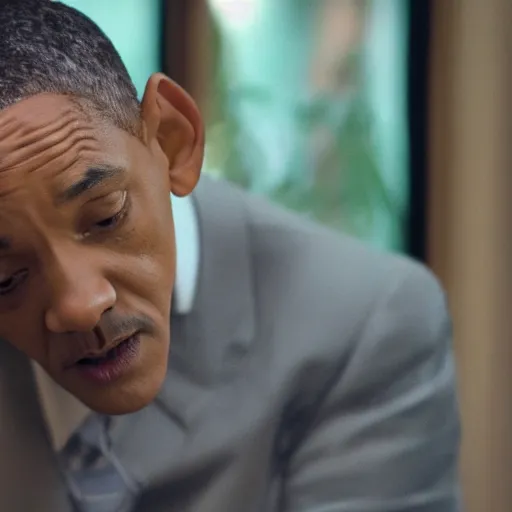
xmin=429 ymin=1 xmax=511 ymax=510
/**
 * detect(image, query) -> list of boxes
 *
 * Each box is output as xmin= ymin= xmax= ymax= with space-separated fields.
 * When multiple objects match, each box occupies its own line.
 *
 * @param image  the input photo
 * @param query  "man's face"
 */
xmin=0 ymin=93 xmax=176 ymax=414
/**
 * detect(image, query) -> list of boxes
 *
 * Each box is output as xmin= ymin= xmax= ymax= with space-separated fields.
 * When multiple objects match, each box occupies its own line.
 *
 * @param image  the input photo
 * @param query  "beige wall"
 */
xmin=429 ymin=1 xmax=511 ymax=510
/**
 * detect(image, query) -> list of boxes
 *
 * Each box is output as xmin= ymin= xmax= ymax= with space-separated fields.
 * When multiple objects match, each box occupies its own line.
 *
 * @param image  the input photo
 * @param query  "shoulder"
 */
xmin=243 ymin=185 xmax=447 ymax=326
xmin=196 ymin=177 xmax=449 ymax=371
xmin=192 ymin=179 xmax=459 ymax=505
xmin=233 ymin=183 xmax=451 ymax=387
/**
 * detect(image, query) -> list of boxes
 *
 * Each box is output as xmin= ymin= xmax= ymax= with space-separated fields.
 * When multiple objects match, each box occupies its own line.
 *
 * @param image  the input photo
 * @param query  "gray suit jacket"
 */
xmin=0 ymin=177 xmax=460 ymax=511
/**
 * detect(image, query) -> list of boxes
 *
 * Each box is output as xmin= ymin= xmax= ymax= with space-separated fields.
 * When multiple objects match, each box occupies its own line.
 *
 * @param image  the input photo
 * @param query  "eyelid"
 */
xmin=82 ymin=190 xmax=130 ymax=237
xmin=105 ymin=190 xmax=127 ymax=213
xmin=87 ymin=189 xmax=126 ymax=206
xmin=80 ymin=189 xmax=126 ymax=220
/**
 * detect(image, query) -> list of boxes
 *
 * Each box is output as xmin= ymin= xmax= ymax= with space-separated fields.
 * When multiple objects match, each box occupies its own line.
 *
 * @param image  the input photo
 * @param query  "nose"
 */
xmin=45 ymin=257 xmax=116 ymax=334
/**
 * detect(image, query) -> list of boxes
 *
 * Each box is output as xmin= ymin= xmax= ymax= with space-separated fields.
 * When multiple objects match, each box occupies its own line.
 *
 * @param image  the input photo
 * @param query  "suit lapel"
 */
xmin=171 ymin=176 xmax=256 ymax=384
xmin=113 ymin=177 xmax=257 ymax=496
xmin=0 ymin=342 xmax=71 ymax=512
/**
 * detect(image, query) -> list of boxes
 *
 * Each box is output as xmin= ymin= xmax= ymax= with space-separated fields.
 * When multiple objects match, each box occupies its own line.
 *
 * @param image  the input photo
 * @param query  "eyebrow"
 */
xmin=58 ymin=165 xmax=125 ymax=204
xmin=0 ymin=166 xmax=124 ymax=251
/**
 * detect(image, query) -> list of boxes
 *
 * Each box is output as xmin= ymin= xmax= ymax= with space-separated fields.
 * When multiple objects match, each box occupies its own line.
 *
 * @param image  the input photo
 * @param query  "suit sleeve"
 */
xmin=282 ymin=265 xmax=461 ymax=512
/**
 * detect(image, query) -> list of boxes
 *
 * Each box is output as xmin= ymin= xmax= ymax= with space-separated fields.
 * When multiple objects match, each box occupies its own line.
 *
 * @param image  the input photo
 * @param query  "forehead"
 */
xmin=1 ymin=93 xmax=83 ymax=126
xmin=0 ymin=93 xmax=130 ymax=193
xmin=0 ymin=93 xmax=103 ymax=143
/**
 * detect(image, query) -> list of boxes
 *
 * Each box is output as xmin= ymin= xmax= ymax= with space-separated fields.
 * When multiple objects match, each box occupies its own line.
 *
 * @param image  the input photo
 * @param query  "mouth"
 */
xmin=76 ymin=335 xmax=135 ymax=366
xmin=70 ymin=333 xmax=141 ymax=385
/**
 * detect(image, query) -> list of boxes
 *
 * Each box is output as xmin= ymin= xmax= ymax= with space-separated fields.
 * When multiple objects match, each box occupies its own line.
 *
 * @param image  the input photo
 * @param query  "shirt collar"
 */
xmin=33 ymin=194 xmax=200 ymax=451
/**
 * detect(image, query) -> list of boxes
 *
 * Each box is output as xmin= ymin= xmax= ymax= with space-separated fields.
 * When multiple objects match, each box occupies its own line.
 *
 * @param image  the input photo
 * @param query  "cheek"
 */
xmin=114 ymin=200 xmax=176 ymax=305
xmin=0 ymin=307 xmax=47 ymax=362
xmin=130 ymin=178 xmax=174 ymax=253
xmin=118 ymin=251 xmax=174 ymax=307
xmin=135 ymin=199 xmax=175 ymax=277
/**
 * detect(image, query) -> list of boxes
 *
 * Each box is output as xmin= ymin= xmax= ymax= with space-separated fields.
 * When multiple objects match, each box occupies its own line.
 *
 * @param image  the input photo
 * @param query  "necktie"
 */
xmin=59 ymin=414 xmax=139 ymax=512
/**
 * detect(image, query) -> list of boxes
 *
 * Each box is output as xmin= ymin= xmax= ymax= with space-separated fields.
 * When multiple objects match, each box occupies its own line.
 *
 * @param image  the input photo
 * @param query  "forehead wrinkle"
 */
xmin=0 ymin=182 xmax=18 ymax=200
xmin=0 ymin=121 xmax=101 ymax=180
xmin=0 ymin=114 xmax=20 ymax=134
xmin=0 ymin=106 xmax=79 ymax=154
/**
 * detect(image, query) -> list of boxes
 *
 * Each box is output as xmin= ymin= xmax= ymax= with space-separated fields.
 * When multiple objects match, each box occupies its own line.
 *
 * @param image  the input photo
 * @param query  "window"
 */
xmin=205 ymin=0 xmax=410 ymax=251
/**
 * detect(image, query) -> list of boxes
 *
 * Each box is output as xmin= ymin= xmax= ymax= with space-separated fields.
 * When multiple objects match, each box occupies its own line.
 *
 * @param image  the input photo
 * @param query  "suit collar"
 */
xmin=161 ymin=176 xmax=256 ymax=387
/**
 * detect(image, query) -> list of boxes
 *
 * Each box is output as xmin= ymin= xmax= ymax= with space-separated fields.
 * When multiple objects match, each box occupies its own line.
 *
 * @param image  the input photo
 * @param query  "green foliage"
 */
xmin=204 ymin=9 xmax=400 ymax=241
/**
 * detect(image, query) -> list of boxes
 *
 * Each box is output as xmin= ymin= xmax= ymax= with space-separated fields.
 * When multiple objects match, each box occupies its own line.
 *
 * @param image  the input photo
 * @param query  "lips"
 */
xmin=65 ymin=331 xmax=139 ymax=368
xmin=76 ymin=339 xmax=131 ymax=366
xmin=70 ymin=333 xmax=142 ymax=385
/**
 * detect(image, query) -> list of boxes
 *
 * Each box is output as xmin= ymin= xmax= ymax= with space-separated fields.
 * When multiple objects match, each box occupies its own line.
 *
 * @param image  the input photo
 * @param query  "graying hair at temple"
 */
xmin=0 ymin=0 xmax=141 ymax=136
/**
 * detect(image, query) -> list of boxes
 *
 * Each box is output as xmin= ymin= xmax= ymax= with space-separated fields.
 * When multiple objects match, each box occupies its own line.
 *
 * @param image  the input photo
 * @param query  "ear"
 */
xmin=140 ymin=73 xmax=205 ymax=197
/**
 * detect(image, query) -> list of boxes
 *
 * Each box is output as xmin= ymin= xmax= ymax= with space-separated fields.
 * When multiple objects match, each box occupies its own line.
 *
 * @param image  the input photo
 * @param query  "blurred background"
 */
xmin=61 ymin=1 xmax=511 ymax=510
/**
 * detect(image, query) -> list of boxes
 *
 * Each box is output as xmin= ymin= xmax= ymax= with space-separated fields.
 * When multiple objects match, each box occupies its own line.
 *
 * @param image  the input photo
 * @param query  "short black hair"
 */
xmin=0 ymin=0 xmax=141 ymax=136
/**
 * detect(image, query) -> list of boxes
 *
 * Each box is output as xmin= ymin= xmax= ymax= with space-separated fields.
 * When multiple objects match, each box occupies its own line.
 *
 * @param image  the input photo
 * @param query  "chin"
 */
xmin=66 ymin=334 xmax=171 ymax=415
xmin=81 ymin=372 xmax=167 ymax=415
xmin=70 ymin=352 xmax=168 ymax=415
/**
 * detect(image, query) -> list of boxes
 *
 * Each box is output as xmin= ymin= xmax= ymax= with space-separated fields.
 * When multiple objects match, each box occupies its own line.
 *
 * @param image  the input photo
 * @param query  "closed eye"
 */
xmin=86 ymin=191 xmax=130 ymax=236
xmin=95 ymin=209 xmax=124 ymax=229
xmin=0 ymin=269 xmax=28 ymax=296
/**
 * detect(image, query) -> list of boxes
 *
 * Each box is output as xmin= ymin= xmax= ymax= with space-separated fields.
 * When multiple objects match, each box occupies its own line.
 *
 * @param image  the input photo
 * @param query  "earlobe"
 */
xmin=141 ymin=73 xmax=205 ymax=197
